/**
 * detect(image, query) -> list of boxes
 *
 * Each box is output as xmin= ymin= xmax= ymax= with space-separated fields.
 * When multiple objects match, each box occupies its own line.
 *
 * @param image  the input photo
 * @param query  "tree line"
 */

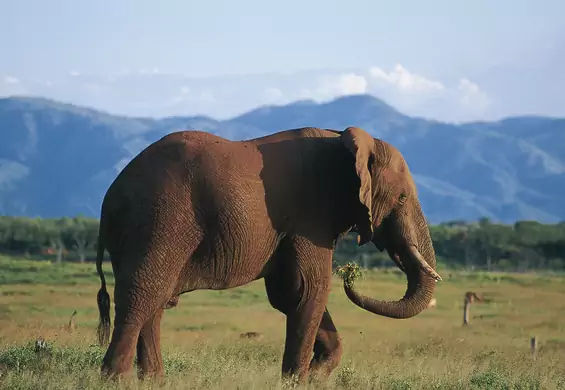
xmin=0 ymin=216 xmax=564 ymax=272
xmin=0 ymin=216 xmax=99 ymax=263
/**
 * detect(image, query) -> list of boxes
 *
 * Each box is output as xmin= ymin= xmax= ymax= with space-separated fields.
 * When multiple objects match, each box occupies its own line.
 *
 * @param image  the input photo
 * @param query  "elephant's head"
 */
xmin=339 ymin=126 xmax=441 ymax=319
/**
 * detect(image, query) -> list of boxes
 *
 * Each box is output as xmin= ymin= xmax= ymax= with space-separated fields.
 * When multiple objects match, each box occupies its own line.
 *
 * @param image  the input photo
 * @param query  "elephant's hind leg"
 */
xmin=101 ymin=274 xmax=177 ymax=379
xmin=136 ymin=307 xmax=165 ymax=380
xmin=135 ymin=295 xmax=177 ymax=380
xmin=309 ymin=308 xmax=343 ymax=376
xmin=101 ymin=318 xmax=142 ymax=379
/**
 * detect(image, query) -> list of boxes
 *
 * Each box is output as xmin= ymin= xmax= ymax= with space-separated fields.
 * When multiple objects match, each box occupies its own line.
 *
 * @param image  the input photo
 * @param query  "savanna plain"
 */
xmin=1 ymin=257 xmax=564 ymax=389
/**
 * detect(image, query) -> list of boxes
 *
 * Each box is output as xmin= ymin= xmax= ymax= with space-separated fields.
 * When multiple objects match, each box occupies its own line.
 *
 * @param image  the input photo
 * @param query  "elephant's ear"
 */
xmin=340 ymin=127 xmax=374 ymax=246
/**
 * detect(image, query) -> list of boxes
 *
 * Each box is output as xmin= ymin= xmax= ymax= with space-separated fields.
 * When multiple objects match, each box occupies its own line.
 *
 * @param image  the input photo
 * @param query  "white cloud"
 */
xmin=369 ymin=64 xmax=444 ymax=93
xmin=298 ymin=72 xmax=368 ymax=101
xmin=290 ymin=65 xmax=489 ymax=122
xmin=456 ymin=78 xmax=491 ymax=118
xmin=69 ymin=71 xmax=80 ymax=77
xmin=458 ymin=78 xmax=480 ymax=94
xmin=333 ymin=73 xmax=368 ymax=95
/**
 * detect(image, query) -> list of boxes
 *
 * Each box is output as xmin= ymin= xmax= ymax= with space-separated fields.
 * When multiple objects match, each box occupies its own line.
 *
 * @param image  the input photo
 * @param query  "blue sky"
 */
xmin=1 ymin=0 xmax=564 ymax=122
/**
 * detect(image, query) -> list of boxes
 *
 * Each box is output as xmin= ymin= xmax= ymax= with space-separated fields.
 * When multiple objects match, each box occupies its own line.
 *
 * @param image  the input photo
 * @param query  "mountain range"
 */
xmin=1 ymin=94 xmax=564 ymax=224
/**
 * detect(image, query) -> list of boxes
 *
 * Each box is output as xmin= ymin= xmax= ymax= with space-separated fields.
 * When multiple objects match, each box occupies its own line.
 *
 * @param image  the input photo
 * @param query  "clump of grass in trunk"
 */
xmin=333 ymin=262 xmax=362 ymax=288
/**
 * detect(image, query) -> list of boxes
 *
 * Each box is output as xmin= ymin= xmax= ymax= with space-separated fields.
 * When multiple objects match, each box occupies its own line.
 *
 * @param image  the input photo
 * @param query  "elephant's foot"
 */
xmin=101 ymin=355 xmax=137 ymax=381
xmin=309 ymin=348 xmax=343 ymax=377
xmin=309 ymin=337 xmax=343 ymax=377
xmin=100 ymin=360 xmax=135 ymax=381
xmin=281 ymin=371 xmax=306 ymax=387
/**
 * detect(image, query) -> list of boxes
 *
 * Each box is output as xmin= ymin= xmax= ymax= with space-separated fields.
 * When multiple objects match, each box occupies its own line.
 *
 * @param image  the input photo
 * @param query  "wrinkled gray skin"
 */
xmin=95 ymin=126 xmax=441 ymax=383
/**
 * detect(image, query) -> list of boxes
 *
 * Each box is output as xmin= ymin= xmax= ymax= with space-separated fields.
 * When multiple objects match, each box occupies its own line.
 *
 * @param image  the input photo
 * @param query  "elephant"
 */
xmin=95 ymin=126 xmax=442 ymax=382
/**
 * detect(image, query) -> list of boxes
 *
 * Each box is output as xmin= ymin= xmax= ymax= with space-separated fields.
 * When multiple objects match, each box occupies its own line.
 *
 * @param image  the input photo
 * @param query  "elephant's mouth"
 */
xmin=387 ymin=248 xmax=406 ymax=273
xmin=371 ymin=233 xmax=407 ymax=274
xmin=372 ymin=226 xmax=440 ymax=282
xmin=393 ymin=245 xmax=441 ymax=281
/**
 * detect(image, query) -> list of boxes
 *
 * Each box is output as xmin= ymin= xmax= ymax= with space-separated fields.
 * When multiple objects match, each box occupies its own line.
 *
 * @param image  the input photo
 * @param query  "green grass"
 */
xmin=1 ymin=255 xmax=565 ymax=389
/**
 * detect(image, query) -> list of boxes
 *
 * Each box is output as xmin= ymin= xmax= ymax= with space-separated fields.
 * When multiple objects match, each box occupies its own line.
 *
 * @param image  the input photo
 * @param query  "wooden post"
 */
xmin=530 ymin=336 xmax=538 ymax=360
xmin=463 ymin=298 xmax=470 ymax=325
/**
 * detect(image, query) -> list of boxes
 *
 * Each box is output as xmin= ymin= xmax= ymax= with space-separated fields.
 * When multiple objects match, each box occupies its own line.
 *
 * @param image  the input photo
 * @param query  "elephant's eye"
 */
xmin=398 ymin=193 xmax=408 ymax=203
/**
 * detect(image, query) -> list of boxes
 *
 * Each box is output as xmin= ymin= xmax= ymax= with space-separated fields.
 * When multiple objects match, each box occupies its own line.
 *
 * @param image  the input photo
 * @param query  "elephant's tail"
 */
xmin=96 ymin=229 xmax=111 ymax=346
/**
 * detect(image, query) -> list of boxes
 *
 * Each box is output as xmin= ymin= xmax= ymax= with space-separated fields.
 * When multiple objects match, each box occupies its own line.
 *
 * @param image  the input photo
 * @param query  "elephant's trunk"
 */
xmin=343 ymin=209 xmax=439 ymax=319
xmin=343 ymin=253 xmax=436 ymax=318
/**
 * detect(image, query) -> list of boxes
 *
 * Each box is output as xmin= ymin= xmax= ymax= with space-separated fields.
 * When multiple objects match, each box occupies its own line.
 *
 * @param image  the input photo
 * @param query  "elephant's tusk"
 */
xmin=407 ymin=246 xmax=442 ymax=281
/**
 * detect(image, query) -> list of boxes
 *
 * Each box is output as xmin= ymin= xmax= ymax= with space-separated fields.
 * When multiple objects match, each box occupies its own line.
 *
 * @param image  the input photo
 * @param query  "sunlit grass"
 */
xmin=1 ymin=256 xmax=564 ymax=389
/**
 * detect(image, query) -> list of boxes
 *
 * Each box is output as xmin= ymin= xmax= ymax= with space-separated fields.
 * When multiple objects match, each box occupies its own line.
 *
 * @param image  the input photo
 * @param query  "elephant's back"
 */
xmin=103 ymin=129 xmax=265 ymax=224
xmin=114 ymin=129 xmax=260 ymax=182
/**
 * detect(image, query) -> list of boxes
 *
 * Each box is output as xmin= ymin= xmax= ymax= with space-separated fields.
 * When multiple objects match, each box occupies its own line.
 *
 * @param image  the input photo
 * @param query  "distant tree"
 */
xmin=68 ymin=216 xmax=99 ymax=262
xmin=44 ymin=218 xmax=73 ymax=263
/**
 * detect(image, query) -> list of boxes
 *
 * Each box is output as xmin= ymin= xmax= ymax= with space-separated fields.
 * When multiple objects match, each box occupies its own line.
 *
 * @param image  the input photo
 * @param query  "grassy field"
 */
xmin=1 ymin=256 xmax=564 ymax=389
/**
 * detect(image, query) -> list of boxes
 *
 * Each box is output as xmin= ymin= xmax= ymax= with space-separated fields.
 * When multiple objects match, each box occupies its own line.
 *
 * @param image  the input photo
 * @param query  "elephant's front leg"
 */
xmin=265 ymin=278 xmax=342 ymax=379
xmin=309 ymin=308 xmax=343 ymax=376
xmin=279 ymin=240 xmax=333 ymax=382
xmin=282 ymin=291 xmax=329 ymax=381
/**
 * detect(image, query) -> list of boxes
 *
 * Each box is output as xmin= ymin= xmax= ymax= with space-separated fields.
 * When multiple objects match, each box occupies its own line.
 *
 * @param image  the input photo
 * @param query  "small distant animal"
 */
xmin=34 ymin=337 xmax=48 ymax=352
xmin=67 ymin=310 xmax=77 ymax=332
xmin=240 ymin=332 xmax=263 ymax=340
xmin=464 ymin=292 xmax=483 ymax=304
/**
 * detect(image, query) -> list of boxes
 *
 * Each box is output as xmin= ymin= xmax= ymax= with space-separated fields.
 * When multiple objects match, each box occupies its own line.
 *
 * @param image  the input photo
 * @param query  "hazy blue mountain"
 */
xmin=1 ymin=95 xmax=564 ymax=224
